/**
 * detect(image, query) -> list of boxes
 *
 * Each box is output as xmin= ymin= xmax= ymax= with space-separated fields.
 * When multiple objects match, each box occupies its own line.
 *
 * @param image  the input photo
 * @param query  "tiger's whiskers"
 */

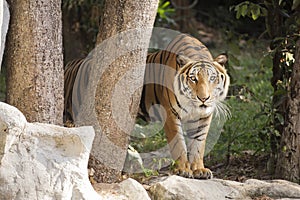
xmin=214 ymin=101 xmax=231 ymax=122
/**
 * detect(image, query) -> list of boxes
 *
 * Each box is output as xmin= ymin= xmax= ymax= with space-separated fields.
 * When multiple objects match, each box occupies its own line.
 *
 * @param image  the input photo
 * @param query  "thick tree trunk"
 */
xmin=275 ymin=39 xmax=300 ymax=183
xmin=87 ymin=0 xmax=159 ymax=183
xmin=5 ymin=0 xmax=63 ymax=124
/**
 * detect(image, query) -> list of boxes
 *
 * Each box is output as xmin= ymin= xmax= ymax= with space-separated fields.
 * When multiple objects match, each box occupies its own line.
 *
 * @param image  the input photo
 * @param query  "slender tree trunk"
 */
xmin=5 ymin=0 xmax=63 ymax=124
xmin=87 ymin=0 xmax=159 ymax=183
xmin=172 ymin=0 xmax=197 ymax=33
xmin=275 ymin=38 xmax=300 ymax=183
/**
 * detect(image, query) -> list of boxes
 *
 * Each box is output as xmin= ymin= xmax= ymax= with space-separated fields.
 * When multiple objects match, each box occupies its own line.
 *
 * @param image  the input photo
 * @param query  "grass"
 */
xmin=206 ymin=39 xmax=273 ymax=165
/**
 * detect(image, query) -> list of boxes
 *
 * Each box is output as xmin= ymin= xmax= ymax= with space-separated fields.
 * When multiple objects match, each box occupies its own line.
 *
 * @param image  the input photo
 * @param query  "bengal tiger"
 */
xmin=63 ymin=33 xmax=230 ymax=179
xmin=63 ymin=57 xmax=92 ymax=126
xmin=139 ymin=33 xmax=230 ymax=179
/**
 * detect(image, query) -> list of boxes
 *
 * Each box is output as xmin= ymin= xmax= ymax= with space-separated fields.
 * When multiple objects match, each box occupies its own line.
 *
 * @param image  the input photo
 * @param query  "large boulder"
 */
xmin=148 ymin=175 xmax=300 ymax=200
xmin=0 ymin=102 xmax=101 ymax=200
xmin=95 ymin=178 xmax=151 ymax=200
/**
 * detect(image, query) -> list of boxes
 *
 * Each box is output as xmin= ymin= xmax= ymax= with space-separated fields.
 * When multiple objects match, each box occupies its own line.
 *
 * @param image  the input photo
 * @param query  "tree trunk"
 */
xmin=5 ymin=0 xmax=63 ymax=124
xmin=88 ymin=0 xmax=159 ymax=183
xmin=172 ymin=0 xmax=197 ymax=33
xmin=275 ymin=38 xmax=300 ymax=183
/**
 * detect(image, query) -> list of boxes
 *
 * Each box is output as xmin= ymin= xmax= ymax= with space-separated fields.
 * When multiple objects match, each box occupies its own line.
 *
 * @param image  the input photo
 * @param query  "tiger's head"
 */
xmin=174 ymin=54 xmax=230 ymax=116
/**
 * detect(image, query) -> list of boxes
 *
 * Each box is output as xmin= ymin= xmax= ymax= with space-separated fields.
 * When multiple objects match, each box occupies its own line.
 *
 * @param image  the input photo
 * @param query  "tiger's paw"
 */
xmin=64 ymin=120 xmax=75 ymax=128
xmin=173 ymin=161 xmax=193 ymax=178
xmin=193 ymin=168 xmax=213 ymax=179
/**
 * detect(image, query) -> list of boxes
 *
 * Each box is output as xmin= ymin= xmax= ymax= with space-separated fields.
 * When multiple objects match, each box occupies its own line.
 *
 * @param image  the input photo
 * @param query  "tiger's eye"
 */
xmin=209 ymin=76 xmax=216 ymax=82
xmin=189 ymin=76 xmax=197 ymax=82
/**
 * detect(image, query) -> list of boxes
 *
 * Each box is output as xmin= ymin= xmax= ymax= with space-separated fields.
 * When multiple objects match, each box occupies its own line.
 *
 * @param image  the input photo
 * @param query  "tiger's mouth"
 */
xmin=200 ymin=104 xmax=207 ymax=108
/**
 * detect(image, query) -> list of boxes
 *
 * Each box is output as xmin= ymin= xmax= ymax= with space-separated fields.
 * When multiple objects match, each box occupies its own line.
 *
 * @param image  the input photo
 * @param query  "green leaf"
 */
xmin=241 ymin=4 xmax=248 ymax=17
xmin=160 ymin=1 xmax=170 ymax=9
xmin=235 ymin=6 xmax=242 ymax=19
xmin=292 ymin=0 xmax=300 ymax=10
xmin=251 ymin=5 xmax=260 ymax=20
xmin=260 ymin=54 xmax=273 ymax=68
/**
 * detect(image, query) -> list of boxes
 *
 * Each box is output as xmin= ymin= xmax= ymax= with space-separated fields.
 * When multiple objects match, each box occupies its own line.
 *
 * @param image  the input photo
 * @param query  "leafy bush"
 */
xmin=208 ymin=39 xmax=273 ymax=164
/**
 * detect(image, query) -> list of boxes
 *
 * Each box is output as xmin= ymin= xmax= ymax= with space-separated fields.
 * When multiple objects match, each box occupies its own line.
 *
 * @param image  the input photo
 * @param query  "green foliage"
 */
xmin=208 ymin=39 xmax=273 ymax=164
xmin=157 ymin=1 xmax=175 ymax=20
xmin=62 ymin=0 xmax=104 ymax=50
xmin=229 ymin=0 xmax=299 ymax=174
xmin=231 ymin=1 xmax=267 ymax=20
xmin=130 ymin=121 xmax=167 ymax=153
xmin=155 ymin=0 xmax=176 ymax=26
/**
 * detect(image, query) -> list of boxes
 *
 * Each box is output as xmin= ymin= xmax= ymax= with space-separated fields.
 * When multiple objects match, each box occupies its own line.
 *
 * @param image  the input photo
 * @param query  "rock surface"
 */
xmin=148 ymin=175 xmax=300 ymax=200
xmin=0 ymin=102 xmax=101 ymax=200
xmin=94 ymin=178 xmax=151 ymax=200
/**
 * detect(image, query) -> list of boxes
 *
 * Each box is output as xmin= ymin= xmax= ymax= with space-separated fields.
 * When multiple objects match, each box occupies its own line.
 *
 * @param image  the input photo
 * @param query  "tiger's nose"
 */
xmin=197 ymin=95 xmax=210 ymax=103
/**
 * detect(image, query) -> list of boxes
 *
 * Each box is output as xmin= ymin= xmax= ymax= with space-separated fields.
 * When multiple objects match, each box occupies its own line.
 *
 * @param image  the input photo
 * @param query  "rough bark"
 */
xmin=87 ymin=0 xmax=159 ymax=183
xmin=5 ymin=0 xmax=63 ymax=124
xmin=275 ymin=39 xmax=300 ymax=183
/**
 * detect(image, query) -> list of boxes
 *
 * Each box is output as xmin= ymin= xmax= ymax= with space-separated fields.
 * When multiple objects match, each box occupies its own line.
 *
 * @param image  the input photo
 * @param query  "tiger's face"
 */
xmin=175 ymin=54 xmax=229 ymax=115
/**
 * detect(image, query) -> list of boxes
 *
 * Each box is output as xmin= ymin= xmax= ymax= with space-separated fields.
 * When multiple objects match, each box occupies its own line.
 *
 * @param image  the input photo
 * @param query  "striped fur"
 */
xmin=63 ymin=52 xmax=95 ymax=126
xmin=139 ymin=34 xmax=230 ymax=179
xmin=63 ymin=58 xmax=85 ymax=124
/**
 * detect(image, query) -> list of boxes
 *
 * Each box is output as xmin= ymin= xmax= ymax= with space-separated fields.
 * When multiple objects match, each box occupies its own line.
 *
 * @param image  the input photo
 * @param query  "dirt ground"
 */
xmin=210 ymin=153 xmax=273 ymax=182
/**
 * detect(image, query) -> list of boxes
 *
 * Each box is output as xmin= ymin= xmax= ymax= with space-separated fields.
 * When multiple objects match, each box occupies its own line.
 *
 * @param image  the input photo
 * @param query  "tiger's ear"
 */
xmin=176 ymin=54 xmax=192 ymax=67
xmin=214 ymin=54 xmax=228 ymax=66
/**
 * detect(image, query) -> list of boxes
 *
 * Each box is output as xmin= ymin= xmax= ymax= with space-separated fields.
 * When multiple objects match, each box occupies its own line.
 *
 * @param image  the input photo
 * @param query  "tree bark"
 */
xmin=5 ymin=0 xmax=63 ymax=124
xmin=88 ymin=0 xmax=159 ymax=183
xmin=275 ymin=38 xmax=300 ymax=183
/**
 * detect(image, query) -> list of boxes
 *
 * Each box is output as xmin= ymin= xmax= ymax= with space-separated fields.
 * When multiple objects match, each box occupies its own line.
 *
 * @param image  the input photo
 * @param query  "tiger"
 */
xmin=139 ymin=33 xmax=230 ymax=179
xmin=63 ymin=57 xmax=92 ymax=126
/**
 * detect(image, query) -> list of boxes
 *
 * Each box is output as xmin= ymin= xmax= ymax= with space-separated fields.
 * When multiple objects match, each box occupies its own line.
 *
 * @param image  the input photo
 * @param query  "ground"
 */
xmin=210 ymin=153 xmax=272 ymax=181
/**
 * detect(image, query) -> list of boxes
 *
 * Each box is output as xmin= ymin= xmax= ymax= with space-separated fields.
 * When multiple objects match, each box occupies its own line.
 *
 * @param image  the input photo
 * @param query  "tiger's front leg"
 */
xmin=186 ymin=115 xmax=213 ymax=179
xmin=189 ymin=139 xmax=213 ymax=179
xmin=164 ymin=115 xmax=193 ymax=178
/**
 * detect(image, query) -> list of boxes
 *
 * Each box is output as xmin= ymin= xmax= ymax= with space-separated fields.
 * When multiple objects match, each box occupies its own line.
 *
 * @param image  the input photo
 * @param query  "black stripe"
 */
xmin=174 ymin=93 xmax=188 ymax=113
xmin=166 ymin=89 xmax=181 ymax=120
xmin=139 ymin=85 xmax=149 ymax=118
xmin=193 ymin=133 xmax=207 ymax=141
xmin=167 ymin=34 xmax=186 ymax=54
xmin=178 ymin=75 xmax=185 ymax=95
xmin=186 ymin=124 xmax=208 ymax=137
xmin=186 ymin=115 xmax=211 ymax=124
xmin=181 ymin=45 xmax=205 ymax=54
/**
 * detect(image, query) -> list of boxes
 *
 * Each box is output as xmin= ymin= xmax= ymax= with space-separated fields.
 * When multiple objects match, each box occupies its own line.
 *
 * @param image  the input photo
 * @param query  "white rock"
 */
xmin=0 ymin=102 xmax=102 ymax=200
xmin=149 ymin=175 xmax=300 ymax=200
xmin=94 ymin=178 xmax=151 ymax=200
xmin=119 ymin=178 xmax=151 ymax=200
xmin=149 ymin=175 xmax=241 ymax=200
